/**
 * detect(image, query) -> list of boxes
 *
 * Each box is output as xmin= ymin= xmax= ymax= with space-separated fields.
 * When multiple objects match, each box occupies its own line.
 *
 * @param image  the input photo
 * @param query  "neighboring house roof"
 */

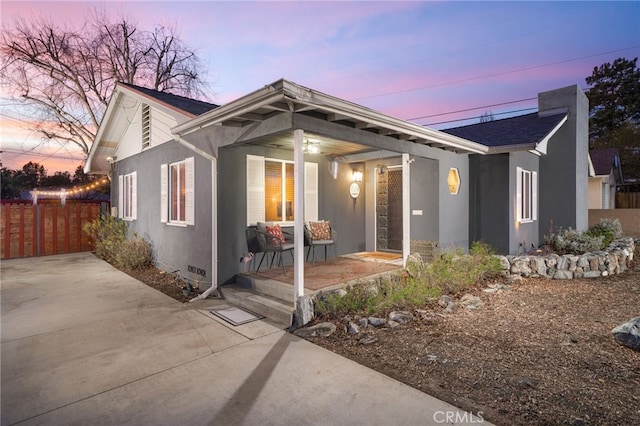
xmin=590 ymin=148 xmax=619 ymax=175
xmin=589 ymin=148 xmax=623 ymax=183
xmin=442 ymin=111 xmax=568 ymax=154
xmin=118 ymin=82 xmax=219 ymax=117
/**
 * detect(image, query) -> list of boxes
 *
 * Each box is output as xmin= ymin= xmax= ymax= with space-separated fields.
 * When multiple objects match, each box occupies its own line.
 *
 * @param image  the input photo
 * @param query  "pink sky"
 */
xmin=1 ymin=1 xmax=639 ymax=174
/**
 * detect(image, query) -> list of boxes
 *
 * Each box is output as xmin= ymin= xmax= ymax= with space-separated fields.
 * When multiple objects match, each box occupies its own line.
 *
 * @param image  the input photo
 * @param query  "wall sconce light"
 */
xmin=447 ymin=167 xmax=460 ymax=195
xmin=352 ymin=169 xmax=363 ymax=182
xmin=328 ymin=158 xmax=339 ymax=180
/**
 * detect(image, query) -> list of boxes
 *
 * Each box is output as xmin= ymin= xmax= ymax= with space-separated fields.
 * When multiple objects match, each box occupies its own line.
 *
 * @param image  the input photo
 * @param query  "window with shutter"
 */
xmin=246 ymin=155 xmax=318 ymax=225
xmin=119 ymin=172 xmax=137 ymax=220
xmin=161 ymin=158 xmax=194 ymax=226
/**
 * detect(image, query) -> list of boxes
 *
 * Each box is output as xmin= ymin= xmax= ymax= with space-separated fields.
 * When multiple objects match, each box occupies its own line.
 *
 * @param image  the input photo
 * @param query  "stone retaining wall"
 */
xmin=496 ymin=237 xmax=636 ymax=280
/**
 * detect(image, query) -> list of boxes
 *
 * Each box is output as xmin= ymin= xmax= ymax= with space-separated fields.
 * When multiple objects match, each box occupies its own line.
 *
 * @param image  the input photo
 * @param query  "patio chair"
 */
xmin=304 ymin=220 xmax=337 ymax=265
xmin=255 ymin=222 xmax=294 ymax=273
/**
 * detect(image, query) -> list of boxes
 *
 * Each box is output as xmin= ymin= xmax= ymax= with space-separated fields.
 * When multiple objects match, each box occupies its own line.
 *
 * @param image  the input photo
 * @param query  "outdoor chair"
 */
xmin=304 ymin=220 xmax=337 ymax=265
xmin=255 ymin=222 xmax=294 ymax=273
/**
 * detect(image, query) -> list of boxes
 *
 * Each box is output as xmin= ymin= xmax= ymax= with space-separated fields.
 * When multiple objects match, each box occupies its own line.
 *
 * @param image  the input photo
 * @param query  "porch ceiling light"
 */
xmin=352 ymin=169 xmax=363 ymax=182
xmin=447 ymin=167 xmax=460 ymax=195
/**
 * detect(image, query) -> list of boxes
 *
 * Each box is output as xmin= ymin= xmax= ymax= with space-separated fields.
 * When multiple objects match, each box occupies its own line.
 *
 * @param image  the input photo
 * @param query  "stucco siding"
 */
xmin=112 ymin=141 xmax=213 ymax=289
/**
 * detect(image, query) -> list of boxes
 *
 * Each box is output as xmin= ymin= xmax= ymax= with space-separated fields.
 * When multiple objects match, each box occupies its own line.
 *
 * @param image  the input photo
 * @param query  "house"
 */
xmin=85 ymin=80 xmax=588 ymax=302
xmin=588 ymin=148 xmax=623 ymax=209
xmin=443 ymin=85 xmax=589 ymax=254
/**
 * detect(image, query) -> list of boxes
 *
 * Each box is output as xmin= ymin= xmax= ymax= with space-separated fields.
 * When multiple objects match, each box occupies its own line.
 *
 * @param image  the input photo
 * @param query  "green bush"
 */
xmin=545 ymin=218 xmax=623 ymax=255
xmin=585 ymin=218 xmax=623 ymax=248
xmin=545 ymin=227 xmax=604 ymax=255
xmin=315 ymin=241 xmax=502 ymax=318
xmin=83 ymin=214 xmax=153 ymax=269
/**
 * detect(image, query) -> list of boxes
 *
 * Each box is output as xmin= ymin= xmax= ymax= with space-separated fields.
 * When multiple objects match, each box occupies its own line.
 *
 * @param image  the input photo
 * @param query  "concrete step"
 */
xmin=235 ymin=274 xmax=295 ymax=303
xmin=221 ymin=285 xmax=294 ymax=328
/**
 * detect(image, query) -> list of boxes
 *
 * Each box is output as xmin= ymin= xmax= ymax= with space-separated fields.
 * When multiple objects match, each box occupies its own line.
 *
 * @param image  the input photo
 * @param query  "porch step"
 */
xmin=235 ymin=273 xmax=295 ymax=302
xmin=221 ymin=285 xmax=294 ymax=328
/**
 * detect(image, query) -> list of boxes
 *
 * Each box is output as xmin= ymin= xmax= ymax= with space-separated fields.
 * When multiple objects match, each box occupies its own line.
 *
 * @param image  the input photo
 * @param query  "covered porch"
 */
xmin=172 ymin=79 xmax=487 ymax=316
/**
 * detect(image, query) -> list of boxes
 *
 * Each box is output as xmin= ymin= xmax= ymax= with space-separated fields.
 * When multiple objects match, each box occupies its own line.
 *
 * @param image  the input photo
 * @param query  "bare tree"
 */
xmin=0 ymin=10 xmax=208 ymax=157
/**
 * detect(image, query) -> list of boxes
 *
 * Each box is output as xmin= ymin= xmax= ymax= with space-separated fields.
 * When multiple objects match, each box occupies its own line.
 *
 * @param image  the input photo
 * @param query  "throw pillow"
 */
xmin=309 ymin=221 xmax=331 ymax=240
xmin=265 ymin=224 xmax=285 ymax=246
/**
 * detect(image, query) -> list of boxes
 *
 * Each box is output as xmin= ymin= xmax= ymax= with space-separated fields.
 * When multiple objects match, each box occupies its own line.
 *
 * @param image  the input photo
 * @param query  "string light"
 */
xmin=30 ymin=178 xmax=110 ymax=198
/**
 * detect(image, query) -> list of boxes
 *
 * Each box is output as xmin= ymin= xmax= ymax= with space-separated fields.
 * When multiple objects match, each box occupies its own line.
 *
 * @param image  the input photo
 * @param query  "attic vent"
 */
xmin=142 ymin=104 xmax=150 ymax=148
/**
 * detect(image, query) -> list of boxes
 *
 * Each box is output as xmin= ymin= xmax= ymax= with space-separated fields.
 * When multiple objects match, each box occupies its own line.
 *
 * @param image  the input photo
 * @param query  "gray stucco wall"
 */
xmin=217 ymin=144 xmax=366 ymax=284
xmin=410 ymin=157 xmax=439 ymax=241
xmin=111 ymin=142 xmax=213 ymax=289
xmin=469 ymin=154 xmax=510 ymax=253
xmin=538 ymin=85 xmax=589 ymax=240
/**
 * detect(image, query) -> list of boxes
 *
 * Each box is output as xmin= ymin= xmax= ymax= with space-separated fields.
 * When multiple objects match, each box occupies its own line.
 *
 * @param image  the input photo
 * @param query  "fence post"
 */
xmin=36 ymin=205 xmax=41 ymax=256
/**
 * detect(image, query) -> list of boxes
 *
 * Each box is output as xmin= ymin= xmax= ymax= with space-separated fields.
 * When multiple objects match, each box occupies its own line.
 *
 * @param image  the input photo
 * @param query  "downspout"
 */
xmin=173 ymin=135 xmax=219 ymax=302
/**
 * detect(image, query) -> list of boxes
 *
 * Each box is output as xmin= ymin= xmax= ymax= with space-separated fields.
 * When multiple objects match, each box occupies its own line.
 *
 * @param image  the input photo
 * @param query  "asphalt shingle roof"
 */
xmin=442 ymin=112 xmax=567 ymax=148
xmin=590 ymin=148 xmax=619 ymax=176
xmin=119 ymin=82 xmax=218 ymax=116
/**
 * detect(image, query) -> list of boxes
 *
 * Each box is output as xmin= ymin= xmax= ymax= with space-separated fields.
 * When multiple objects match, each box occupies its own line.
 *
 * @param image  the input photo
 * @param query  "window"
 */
xmin=161 ymin=157 xmax=194 ymax=225
xmin=246 ymin=155 xmax=318 ymax=225
xmin=516 ymin=167 xmax=537 ymax=223
xmin=142 ymin=104 xmax=150 ymax=149
xmin=118 ymin=172 xmax=137 ymax=220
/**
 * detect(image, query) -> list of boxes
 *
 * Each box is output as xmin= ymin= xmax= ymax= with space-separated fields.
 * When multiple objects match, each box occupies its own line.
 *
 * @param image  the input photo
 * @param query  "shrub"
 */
xmin=585 ymin=218 xmax=623 ymax=248
xmin=83 ymin=214 xmax=128 ymax=264
xmin=545 ymin=227 xmax=604 ymax=255
xmin=83 ymin=214 xmax=153 ymax=269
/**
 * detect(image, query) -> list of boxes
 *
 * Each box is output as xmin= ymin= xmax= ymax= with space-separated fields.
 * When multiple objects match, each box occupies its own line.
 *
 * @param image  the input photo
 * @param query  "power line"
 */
xmin=424 ymin=107 xmax=539 ymax=127
xmin=353 ymin=46 xmax=639 ymax=101
xmin=0 ymin=148 xmax=85 ymax=161
xmin=407 ymin=96 xmax=538 ymax=121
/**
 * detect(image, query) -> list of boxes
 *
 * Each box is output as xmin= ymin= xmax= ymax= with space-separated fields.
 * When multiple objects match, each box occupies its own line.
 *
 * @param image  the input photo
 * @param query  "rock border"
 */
xmin=496 ymin=237 xmax=636 ymax=280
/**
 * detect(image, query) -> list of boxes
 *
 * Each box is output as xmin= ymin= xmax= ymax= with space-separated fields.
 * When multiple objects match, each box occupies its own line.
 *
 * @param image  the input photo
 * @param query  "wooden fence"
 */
xmin=616 ymin=192 xmax=640 ymax=209
xmin=0 ymin=201 xmax=109 ymax=259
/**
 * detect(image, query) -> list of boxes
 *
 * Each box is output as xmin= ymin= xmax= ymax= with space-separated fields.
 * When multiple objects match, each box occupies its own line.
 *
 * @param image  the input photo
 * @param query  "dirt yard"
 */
xmin=122 ymin=259 xmax=639 ymax=426
xmin=307 ymin=262 xmax=640 ymax=426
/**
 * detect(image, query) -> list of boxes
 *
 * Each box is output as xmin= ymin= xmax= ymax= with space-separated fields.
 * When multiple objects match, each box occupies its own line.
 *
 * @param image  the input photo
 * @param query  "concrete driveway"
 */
xmin=1 ymin=253 xmax=487 ymax=426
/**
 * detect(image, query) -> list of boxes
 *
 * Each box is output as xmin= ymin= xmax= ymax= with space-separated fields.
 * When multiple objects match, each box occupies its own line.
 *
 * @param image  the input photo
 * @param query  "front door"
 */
xmin=376 ymin=166 xmax=402 ymax=251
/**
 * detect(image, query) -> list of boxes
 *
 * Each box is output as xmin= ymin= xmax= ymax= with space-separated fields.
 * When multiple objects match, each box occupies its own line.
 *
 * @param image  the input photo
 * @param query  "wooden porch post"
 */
xmin=402 ymin=153 xmax=411 ymax=267
xmin=293 ymin=129 xmax=305 ymax=304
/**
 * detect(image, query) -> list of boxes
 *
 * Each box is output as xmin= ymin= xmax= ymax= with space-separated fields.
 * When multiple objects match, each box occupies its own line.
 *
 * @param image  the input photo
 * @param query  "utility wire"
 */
xmin=424 ymin=107 xmax=539 ymax=127
xmin=353 ymin=46 xmax=639 ymax=101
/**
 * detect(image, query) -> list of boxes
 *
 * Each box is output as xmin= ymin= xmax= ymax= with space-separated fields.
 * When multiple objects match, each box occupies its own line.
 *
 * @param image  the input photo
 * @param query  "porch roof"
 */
xmin=172 ymin=79 xmax=488 ymax=155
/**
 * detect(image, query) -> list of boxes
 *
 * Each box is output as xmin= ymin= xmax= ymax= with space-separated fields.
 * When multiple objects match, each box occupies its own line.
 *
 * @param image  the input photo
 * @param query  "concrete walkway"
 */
xmin=1 ymin=253 xmax=488 ymax=426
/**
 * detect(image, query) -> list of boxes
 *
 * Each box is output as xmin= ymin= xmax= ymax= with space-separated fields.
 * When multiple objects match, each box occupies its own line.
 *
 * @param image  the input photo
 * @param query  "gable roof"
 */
xmin=118 ymin=82 xmax=218 ymax=117
xmin=442 ymin=111 xmax=568 ymax=154
xmin=590 ymin=148 xmax=620 ymax=176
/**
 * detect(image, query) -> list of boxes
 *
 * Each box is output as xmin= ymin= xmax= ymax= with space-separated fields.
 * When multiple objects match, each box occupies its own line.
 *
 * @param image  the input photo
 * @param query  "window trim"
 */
xmin=160 ymin=157 xmax=194 ymax=226
xmin=516 ymin=167 xmax=537 ymax=223
xmin=118 ymin=172 xmax=137 ymax=221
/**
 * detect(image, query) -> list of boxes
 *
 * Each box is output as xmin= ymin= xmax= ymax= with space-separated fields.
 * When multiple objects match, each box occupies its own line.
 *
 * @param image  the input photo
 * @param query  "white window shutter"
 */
xmin=160 ymin=164 xmax=168 ymax=223
xmin=516 ymin=167 xmax=522 ymax=222
xmin=246 ymin=155 xmax=265 ymax=225
xmin=118 ymin=175 xmax=123 ymax=218
xmin=185 ymin=157 xmax=195 ymax=225
xmin=130 ymin=172 xmax=137 ymax=220
xmin=532 ymin=171 xmax=538 ymax=221
xmin=304 ymin=162 xmax=318 ymax=221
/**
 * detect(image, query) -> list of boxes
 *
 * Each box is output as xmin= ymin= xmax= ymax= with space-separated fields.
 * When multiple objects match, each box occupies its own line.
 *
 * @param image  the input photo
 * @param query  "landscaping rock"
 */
xmin=553 ymin=270 xmax=573 ymax=280
xmin=444 ymin=302 xmax=457 ymax=314
xmin=460 ymin=294 xmax=484 ymax=310
xmin=359 ymin=335 xmax=378 ymax=345
xmin=348 ymin=321 xmax=360 ymax=335
xmin=612 ymin=317 xmax=640 ymax=351
xmin=359 ymin=318 xmax=369 ymax=329
xmin=293 ymin=322 xmax=336 ymax=338
xmin=438 ymin=295 xmax=452 ymax=308
xmin=368 ymin=316 xmax=387 ymax=327
xmin=389 ymin=311 xmax=413 ymax=324
xmin=293 ymin=295 xmax=314 ymax=327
